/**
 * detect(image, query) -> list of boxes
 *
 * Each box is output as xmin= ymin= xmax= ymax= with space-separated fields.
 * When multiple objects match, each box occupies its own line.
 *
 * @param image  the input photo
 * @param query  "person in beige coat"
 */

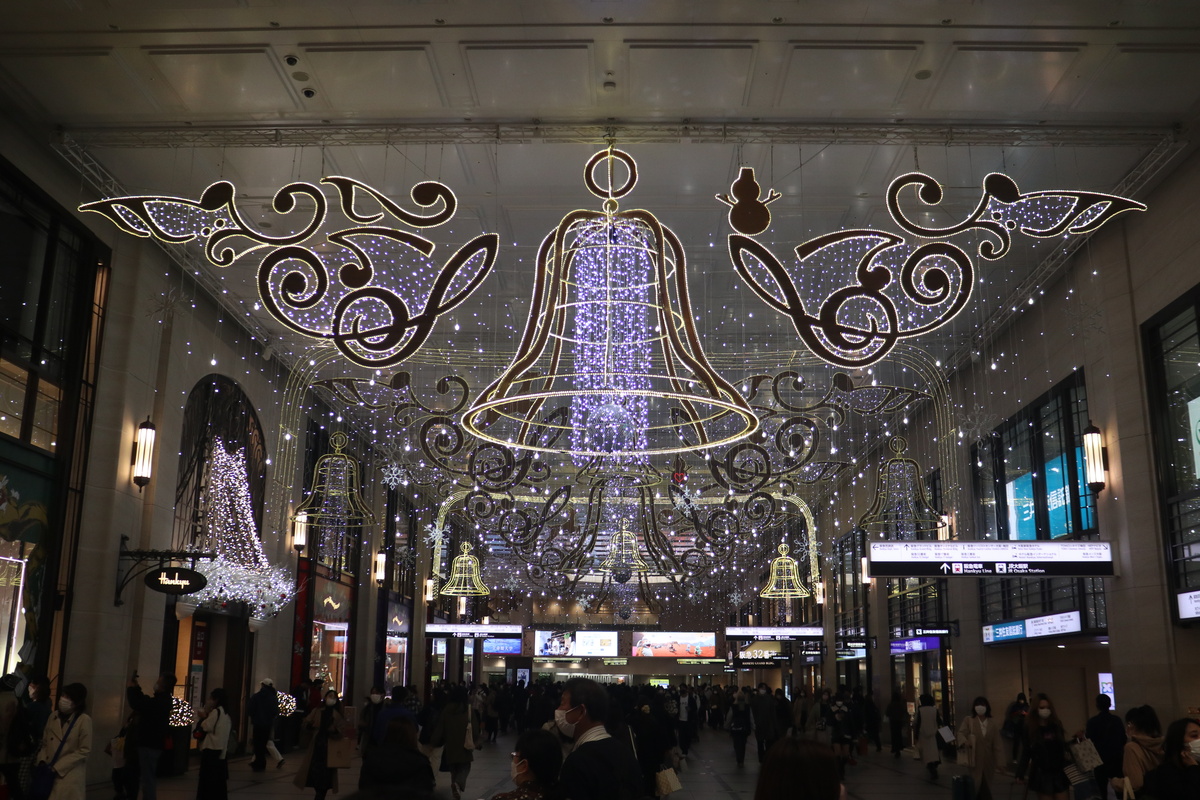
xmin=35 ymin=683 xmax=92 ymax=800
xmin=293 ymin=690 xmax=349 ymax=800
xmin=958 ymin=696 xmax=1008 ymax=800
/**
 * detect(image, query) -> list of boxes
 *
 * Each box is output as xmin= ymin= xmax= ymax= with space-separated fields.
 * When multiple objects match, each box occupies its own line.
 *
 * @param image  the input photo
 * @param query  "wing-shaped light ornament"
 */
xmin=724 ymin=169 xmax=1146 ymax=368
xmin=80 ymin=176 xmax=498 ymax=368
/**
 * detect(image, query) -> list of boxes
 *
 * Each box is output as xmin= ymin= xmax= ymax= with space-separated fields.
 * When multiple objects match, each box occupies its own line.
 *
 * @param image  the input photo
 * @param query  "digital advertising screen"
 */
xmin=630 ymin=631 xmax=716 ymax=658
xmin=482 ymin=637 xmax=523 ymax=655
xmin=534 ymin=629 xmax=619 ymax=657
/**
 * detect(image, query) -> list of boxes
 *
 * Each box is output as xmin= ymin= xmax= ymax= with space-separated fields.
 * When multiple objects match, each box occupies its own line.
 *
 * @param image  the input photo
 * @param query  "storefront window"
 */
xmin=311 ymin=576 xmax=353 ymax=697
xmin=1144 ymin=286 xmax=1200 ymax=604
xmin=972 ymin=372 xmax=1104 ymax=627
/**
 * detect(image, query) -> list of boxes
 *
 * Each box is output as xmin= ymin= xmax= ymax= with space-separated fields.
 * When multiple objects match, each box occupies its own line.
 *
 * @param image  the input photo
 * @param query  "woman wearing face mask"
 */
xmin=958 ymin=696 xmax=1006 ymax=800
xmin=1115 ymin=705 xmax=1164 ymax=795
xmin=294 ymin=690 xmax=348 ymax=800
xmin=491 ymin=728 xmax=563 ymax=800
xmin=431 ymin=685 xmax=474 ymax=800
xmin=34 ymin=683 xmax=91 ymax=800
xmin=195 ymin=687 xmax=232 ymax=800
xmin=1016 ymin=693 xmax=1070 ymax=800
xmin=358 ymin=685 xmax=385 ymax=752
xmin=1141 ymin=717 xmax=1200 ymax=797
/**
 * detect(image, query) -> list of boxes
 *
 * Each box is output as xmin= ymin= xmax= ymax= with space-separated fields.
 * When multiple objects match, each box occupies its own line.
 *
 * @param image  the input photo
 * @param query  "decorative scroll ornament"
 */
xmin=464 ymin=147 xmax=757 ymax=457
xmin=725 ymin=169 xmax=1145 ymax=368
xmin=441 ymin=543 xmax=490 ymax=597
xmin=858 ymin=436 xmax=945 ymax=540
xmin=80 ymin=177 xmax=498 ymax=368
xmin=759 ymin=543 xmax=809 ymax=599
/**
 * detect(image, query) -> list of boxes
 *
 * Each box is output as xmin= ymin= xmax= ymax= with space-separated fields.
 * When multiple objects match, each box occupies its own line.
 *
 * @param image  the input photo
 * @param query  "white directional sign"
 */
xmin=725 ymin=626 xmax=824 ymax=640
xmin=868 ymin=540 xmax=1113 ymax=578
xmin=425 ymin=623 xmax=523 ymax=638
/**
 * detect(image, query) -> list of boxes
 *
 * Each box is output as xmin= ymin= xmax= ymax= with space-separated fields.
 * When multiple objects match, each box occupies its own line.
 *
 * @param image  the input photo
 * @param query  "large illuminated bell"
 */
xmin=600 ymin=519 xmax=650 ymax=584
xmin=441 ymin=543 xmax=491 ymax=597
xmin=292 ymin=432 xmax=375 ymax=568
xmin=858 ymin=436 xmax=946 ymax=540
xmin=464 ymin=147 xmax=757 ymax=458
xmin=759 ymin=543 xmax=810 ymax=599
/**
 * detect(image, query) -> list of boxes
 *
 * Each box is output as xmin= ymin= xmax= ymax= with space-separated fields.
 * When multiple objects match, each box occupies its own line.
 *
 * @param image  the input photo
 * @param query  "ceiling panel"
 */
xmin=146 ymin=47 xmax=299 ymax=114
xmin=1073 ymin=46 xmax=1200 ymax=115
xmin=0 ymin=50 xmax=161 ymax=120
xmin=627 ymin=42 xmax=755 ymax=111
xmin=777 ymin=42 xmax=920 ymax=112
xmin=301 ymin=44 xmax=445 ymax=114
xmin=464 ymin=42 xmax=594 ymax=110
xmin=928 ymin=44 xmax=1081 ymax=113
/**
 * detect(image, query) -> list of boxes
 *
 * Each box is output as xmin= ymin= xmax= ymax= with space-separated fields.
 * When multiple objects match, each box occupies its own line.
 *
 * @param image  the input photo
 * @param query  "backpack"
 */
xmin=730 ymin=705 xmax=751 ymax=732
xmin=8 ymin=703 xmax=37 ymax=758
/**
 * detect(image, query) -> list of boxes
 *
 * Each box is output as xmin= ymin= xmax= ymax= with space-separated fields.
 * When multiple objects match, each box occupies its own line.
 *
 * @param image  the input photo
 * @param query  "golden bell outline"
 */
xmin=857 ymin=436 xmax=946 ymax=540
xmin=441 ymin=542 xmax=491 ymax=597
xmin=292 ymin=431 xmax=375 ymax=529
xmin=463 ymin=147 xmax=758 ymax=457
xmin=600 ymin=518 xmax=651 ymax=584
xmin=759 ymin=543 xmax=810 ymax=599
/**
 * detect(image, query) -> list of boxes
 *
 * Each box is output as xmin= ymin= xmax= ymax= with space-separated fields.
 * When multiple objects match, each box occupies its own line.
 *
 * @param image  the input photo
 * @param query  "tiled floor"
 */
xmin=145 ymin=728 xmax=1023 ymax=799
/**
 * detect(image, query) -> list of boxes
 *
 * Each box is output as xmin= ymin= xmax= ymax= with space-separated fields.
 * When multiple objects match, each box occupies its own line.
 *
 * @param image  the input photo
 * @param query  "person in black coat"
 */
xmin=125 ymin=672 xmax=175 ymax=800
xmin=247 ymin=678 xmax=279 ymax=771
xmin=358 ymin=717 xmax=434 ymax=800
xmin=550 ymin=678 xmax=648 ymax=800
xmin=1084 ymin=694 xmax=1127 ymax=788
xmin=1142 ymin=717 xmax=1200 ymax=799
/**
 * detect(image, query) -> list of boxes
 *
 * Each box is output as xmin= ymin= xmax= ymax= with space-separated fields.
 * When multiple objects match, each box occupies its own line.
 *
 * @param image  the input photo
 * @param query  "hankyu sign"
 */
xmin=982 ymin=610 xmax=1082 ymax=644
xmin=145 ymin=567 xmax=206 ymax=595
xmin=725 ymin=626 xmax=823 ymax=640
xmin=425 ymin=623 xmax=522 ymax=639
xmin=868 ymin=541 xmax=1113 ymax=578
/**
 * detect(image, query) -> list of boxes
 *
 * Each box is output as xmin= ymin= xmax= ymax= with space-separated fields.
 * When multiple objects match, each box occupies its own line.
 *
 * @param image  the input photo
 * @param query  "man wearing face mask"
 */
xmin=248 ymin=678 xmax=279 ymax=772
xmin=549 ymin=678 xmax=648 ymax=800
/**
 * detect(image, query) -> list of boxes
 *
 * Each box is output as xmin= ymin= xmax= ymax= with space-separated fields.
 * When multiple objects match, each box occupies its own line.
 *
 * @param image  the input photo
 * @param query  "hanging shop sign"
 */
xmin=725 ymin=626 xmax=823 ymax=640
xmin=145 ymin=566 xmax=207 ymax=595
xmin=982 ymin=610 xmax=1082 ymax=644
xmin=868 ymin=541 xmax=1113 ymax=578
xmin=890 ymin=636 xmax=942 ymax=655
xmin=425 ymin=623 xmax=522 ymax=639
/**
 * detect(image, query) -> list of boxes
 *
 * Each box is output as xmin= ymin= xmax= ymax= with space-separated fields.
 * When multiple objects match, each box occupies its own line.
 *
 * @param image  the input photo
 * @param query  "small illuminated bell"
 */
xmin=858 ymin=436 xmax=947 ymax=540
xmin=441 ymin=543 xmax=490 ymax=597
xmin=600 ymin=519 xmax=650 ymax=584
xmin=759 ymin=543 xmax=810 ymax=599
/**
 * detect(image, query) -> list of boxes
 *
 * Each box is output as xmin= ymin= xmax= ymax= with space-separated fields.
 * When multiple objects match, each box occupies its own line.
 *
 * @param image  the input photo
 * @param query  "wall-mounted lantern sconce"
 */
xmin=814 ymin=581 xmax=826 ymax=606
xmin=861 ymin=556 xmax=873 ymax=586
xmin=292 ymin=513 xmax=308 ymax=555
xmin=132 ymin=417 xmax=156 ymax=491
xmin=1083 ymin=420 xmax=1107 ymax=493
xmin=457 ymin=596 xmax=468 ymax=617
xmin=424 ymin=578 xmax=435 ymax=603
xmin=374 ymin=550 xmax=387 ymax=586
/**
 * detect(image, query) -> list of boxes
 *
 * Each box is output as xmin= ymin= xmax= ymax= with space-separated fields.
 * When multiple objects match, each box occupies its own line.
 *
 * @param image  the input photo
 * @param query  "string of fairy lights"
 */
xmin=85 ymin=140 xmax=1145 ymax=626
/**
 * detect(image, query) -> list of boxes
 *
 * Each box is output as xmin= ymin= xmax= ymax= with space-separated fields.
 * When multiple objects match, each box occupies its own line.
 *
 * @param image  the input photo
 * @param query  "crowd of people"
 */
xmin=0 ymin=671 xmax=1195 ymax=800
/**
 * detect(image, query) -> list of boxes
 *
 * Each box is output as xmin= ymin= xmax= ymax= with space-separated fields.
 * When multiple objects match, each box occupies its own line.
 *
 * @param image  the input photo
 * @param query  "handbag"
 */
xmin=463 ymin=720 xmax=475 ymax=751
xmin=29 ymin=714 xmax=78 ymax=800
xmin=655 ymin=766 xmax=683 ymax=796
xmin=326 ymin=735 xmax=353 ymax=769
xmin=1070 ymin=738 xmax=1105 ymax=773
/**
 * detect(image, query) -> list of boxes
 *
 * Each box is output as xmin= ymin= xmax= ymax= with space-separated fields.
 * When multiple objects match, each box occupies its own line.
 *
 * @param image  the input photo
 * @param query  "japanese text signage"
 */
xmin=982 ymin=610 xmax=1082 ymax=644
xmin=869 ymin=541 xmax=1113 ymax=578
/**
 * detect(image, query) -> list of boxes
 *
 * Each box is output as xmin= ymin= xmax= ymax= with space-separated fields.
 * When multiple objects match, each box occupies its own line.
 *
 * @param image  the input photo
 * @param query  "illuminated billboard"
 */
xmin=534 ymin=629 xmax=618 ymax=657
xmin=631 ymin=631 xmax=716 ymax=658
